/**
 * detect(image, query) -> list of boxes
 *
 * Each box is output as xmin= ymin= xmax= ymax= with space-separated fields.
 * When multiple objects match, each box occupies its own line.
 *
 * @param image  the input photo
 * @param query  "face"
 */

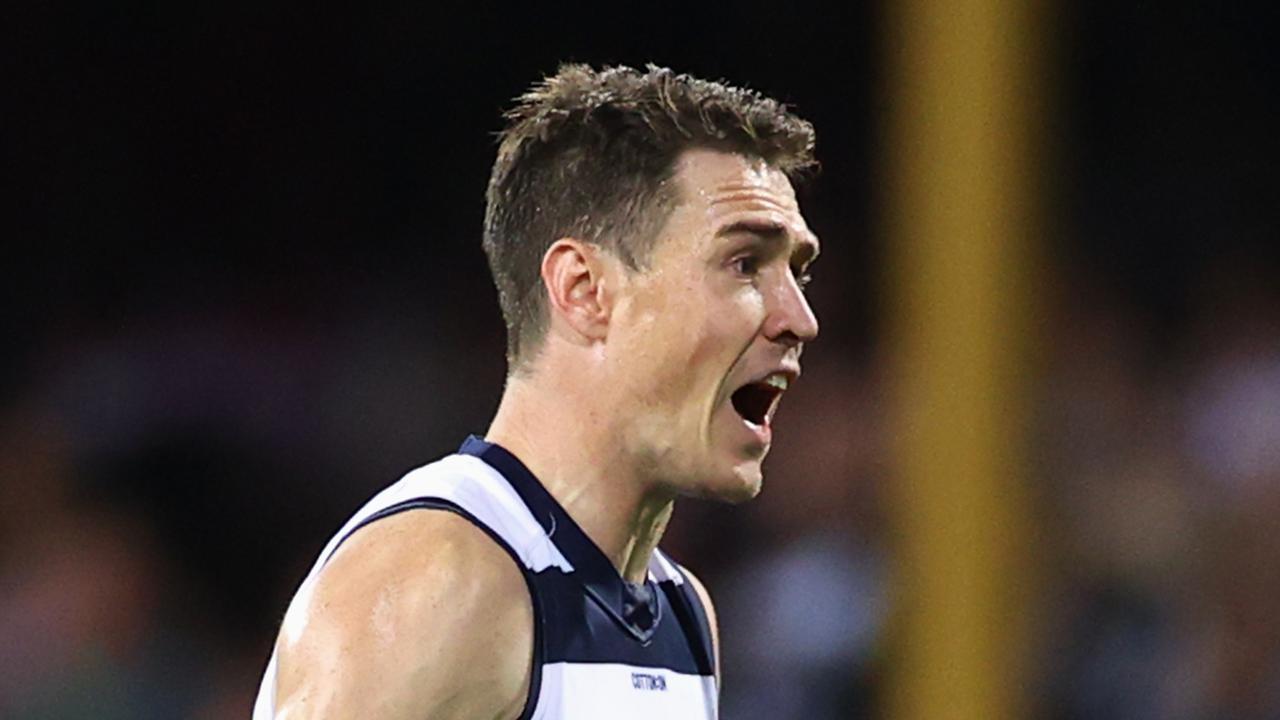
xmin=605 ymin=148 xmax=820 ymax=501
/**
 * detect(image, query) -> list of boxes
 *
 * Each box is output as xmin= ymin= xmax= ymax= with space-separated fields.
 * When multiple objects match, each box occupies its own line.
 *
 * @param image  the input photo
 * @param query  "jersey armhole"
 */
xmin=327 ymin=497 xmax=545 ymax=720
xmin=658 ymin=562 xmax=717 ymax=679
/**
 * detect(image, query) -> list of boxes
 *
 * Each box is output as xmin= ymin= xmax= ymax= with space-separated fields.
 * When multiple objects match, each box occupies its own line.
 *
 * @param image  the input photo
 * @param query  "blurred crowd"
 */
xmin=4 ymin=250 xmax=1279 ymax=719
xmin=1033 ymin=263 xmax=1280 ymax=720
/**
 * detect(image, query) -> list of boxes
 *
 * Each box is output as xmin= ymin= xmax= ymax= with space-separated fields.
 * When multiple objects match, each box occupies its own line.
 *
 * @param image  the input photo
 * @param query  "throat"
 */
xmin=617 ymin=497 xmax=675 ymax=583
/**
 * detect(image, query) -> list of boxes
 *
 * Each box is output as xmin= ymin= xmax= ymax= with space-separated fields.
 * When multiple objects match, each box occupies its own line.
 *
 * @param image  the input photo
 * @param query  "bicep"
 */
xmin=272 ymin=510 xmax=534 ymax=720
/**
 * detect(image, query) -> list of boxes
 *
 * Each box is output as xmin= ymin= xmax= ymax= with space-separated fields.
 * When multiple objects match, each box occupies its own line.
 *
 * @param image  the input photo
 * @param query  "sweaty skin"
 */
xmin=269 ymin=148 xmax=817 ymax=718
xmin=273 ymin=512 xmax=533 ymax=719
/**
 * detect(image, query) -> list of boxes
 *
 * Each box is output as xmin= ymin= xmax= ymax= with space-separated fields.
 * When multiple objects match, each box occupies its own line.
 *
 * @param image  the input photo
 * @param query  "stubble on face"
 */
xmin=606 ymin=149 xmax=817 ymax=501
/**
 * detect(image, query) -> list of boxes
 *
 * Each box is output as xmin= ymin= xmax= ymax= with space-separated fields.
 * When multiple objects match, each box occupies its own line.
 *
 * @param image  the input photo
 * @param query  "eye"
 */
xmin=793 ymin=265 xmax=814 ymax=290
xmin=733 ymin=254 xmax=762 ymax=276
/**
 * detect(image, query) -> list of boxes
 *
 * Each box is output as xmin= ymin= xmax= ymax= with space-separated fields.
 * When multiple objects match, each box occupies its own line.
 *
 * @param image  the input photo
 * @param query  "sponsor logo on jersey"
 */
xmin=631 ymin=672 xmax=668 ymax=691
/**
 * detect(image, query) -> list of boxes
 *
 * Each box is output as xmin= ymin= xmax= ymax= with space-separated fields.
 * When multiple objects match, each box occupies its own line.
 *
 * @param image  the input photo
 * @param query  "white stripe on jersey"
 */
xmin=532 ymin=662 xmax=718 ymax=720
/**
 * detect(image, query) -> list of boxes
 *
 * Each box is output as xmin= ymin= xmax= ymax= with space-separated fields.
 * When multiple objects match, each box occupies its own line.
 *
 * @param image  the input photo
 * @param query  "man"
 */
xmin=254 ymin=63 xmax=820 ymax=719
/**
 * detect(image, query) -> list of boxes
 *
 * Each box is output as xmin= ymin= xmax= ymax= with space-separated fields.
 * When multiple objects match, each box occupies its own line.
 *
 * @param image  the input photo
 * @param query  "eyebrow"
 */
xmin=717 ymin=219 xmax=821 ymax=268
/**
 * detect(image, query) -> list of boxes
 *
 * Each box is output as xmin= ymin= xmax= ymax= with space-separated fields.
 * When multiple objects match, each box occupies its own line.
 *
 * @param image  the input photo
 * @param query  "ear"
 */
xmin=540 ymin=238 xmax=614 ymax=345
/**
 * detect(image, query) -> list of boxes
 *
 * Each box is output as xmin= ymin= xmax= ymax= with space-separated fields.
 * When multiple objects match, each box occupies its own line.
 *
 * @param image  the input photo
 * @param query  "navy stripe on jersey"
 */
xmin=536 ymin=569 xmax=703 ymax=673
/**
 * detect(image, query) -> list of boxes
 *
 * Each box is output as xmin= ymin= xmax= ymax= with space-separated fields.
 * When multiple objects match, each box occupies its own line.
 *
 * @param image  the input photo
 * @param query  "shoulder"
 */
xmin=677 ymin=564 xmax=721 ymax=689
xmin=273 ymin=508 xmax=534 ymax=720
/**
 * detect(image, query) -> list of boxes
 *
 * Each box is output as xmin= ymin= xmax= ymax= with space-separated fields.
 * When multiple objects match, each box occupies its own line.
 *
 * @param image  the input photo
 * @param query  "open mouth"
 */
xmin=730 ymin=377 xmax=787 ymax=427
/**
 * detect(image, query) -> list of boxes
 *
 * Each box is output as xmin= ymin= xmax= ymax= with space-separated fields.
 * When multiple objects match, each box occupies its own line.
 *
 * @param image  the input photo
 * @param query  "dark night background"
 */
xmin=4 ymin=3 xmax=1279 ymax=718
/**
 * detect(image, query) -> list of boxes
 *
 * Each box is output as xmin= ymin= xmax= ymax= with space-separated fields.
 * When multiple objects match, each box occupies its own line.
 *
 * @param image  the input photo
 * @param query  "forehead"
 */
xmin=667 ymin=148 xmax=818 ymax=250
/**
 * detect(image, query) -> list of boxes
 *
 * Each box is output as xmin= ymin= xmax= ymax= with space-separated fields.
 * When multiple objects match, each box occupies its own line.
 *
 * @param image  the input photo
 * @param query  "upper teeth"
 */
xmin=763 ymin=374 xmax=789 ymax=391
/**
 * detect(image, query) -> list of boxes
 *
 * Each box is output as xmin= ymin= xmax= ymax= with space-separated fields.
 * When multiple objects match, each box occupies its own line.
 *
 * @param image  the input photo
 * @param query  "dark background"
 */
xmin=4 ymin=3 xmax=1279 ymax=718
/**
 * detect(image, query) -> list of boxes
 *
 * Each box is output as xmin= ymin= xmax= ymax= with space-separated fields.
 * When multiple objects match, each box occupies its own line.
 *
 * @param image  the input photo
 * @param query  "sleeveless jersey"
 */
xmin=253 ymin=436 xmax=719 ymax=719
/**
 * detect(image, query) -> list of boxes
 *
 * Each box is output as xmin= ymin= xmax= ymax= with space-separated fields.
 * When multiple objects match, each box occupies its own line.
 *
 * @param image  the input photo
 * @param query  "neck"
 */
xmin=486 ymin=369 xmax=675 ymax=583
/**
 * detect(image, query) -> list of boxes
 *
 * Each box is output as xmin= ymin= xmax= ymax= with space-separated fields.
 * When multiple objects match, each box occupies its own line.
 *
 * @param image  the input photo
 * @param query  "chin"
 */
xmin=722 ymin=477 xmax=764 ymax=504
xmin=694 ymin=461 xmax=764 ymax=504
xmin=652 ymin=432 xmax=768 ymax=502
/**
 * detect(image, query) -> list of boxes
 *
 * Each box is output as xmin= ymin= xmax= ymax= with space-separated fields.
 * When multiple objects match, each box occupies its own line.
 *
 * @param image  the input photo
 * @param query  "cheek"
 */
xmin=645 ymin=293 xmax=766 ymax=422
xmin=683 ymin=289 xmax=765 ymax=366
xmin=620 ymin=275 xmax=765 ymax=398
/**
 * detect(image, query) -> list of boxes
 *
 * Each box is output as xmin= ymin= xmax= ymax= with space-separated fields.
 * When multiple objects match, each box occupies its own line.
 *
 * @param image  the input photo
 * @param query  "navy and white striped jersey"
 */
xmin=254 ymin=435 xmax=719 ymax=719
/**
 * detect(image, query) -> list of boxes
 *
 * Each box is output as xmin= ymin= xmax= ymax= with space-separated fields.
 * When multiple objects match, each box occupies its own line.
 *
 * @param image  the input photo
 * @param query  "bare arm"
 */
xmin=271 ymin=511 xmax=534 ymax=720
xmin=682 ymin=568 xmax=721 ymax=692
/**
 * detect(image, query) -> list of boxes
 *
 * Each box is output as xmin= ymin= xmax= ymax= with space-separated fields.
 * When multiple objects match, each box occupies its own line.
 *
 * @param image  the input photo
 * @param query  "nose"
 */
xmin=764 ymin=269 xmax=820 ymax=347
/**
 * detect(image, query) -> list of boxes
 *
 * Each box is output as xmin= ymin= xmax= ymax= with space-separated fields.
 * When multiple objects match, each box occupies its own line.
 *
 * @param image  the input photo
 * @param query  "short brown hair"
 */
xmin=483 ymin=63 xmax=817 ymax=370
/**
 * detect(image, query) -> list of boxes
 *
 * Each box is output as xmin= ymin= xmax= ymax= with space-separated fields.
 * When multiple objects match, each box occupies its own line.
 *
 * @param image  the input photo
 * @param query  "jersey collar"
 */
xmin=459 ymin=435 xmax=661 ymax=643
